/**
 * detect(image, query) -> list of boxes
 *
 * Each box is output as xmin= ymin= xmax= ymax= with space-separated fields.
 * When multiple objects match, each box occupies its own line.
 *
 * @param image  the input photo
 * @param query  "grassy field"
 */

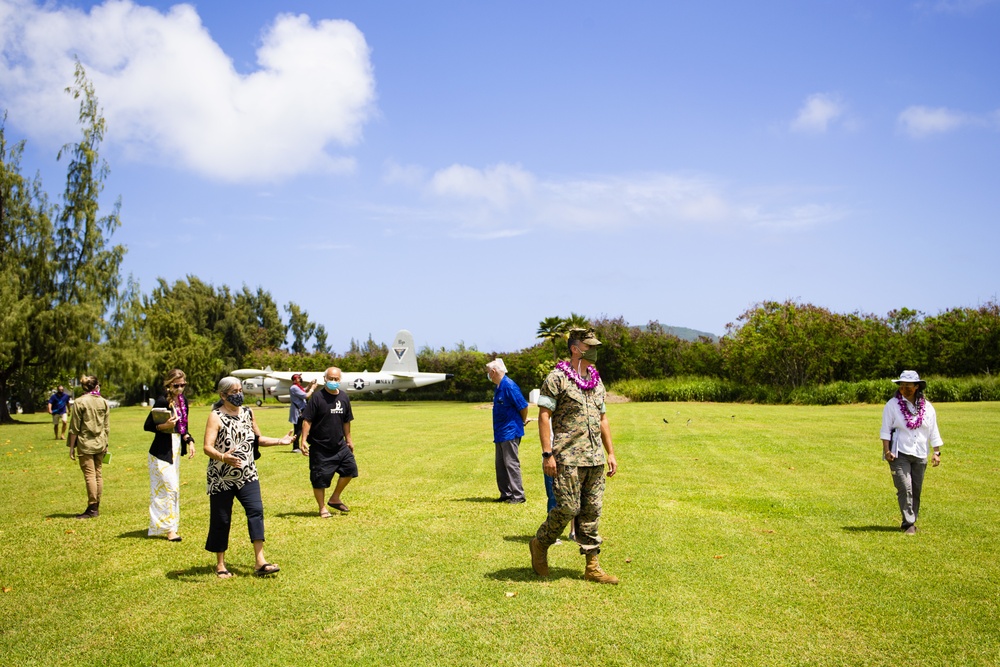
xmin=1 ymin=401 xmax=998 ymax=666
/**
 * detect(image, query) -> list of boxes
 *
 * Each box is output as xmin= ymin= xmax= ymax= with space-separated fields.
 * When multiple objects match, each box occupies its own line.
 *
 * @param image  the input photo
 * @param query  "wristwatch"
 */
xmin=542 ymin=451 xmax=554 ymax=459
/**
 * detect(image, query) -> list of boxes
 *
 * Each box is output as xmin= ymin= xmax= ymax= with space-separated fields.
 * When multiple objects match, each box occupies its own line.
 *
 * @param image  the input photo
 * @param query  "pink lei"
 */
xmin=556 ymin=360 xmax=601 ymax=391
xmin=896 ymin=392 xmax=926 ymax=429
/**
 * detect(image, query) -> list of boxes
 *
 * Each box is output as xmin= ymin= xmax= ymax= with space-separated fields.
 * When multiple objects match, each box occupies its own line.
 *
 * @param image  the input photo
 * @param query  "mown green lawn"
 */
xmin=1 ymin=401 xmax=998 ymax=666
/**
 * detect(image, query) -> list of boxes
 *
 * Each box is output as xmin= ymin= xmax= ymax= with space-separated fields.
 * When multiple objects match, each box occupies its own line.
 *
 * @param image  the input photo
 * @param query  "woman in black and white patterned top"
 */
xmin=203 ymin=376 xmax=293 ymax=579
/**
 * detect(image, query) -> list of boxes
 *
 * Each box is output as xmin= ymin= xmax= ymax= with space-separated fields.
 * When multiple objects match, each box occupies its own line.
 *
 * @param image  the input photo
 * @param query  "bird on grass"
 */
xmin=662 ymin=418 xmax=669 ymax=424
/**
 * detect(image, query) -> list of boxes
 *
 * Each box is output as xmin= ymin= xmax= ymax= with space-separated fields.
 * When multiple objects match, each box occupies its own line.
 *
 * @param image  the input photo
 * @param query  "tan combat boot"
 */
xmin=529 ymin=538 xmax=549 ymax=577
xmin=583 ymin=552 xmax=618 ymax=584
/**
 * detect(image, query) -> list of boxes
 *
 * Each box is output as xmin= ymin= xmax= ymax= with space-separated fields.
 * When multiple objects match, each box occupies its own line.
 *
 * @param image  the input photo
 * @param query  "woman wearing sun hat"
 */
xmin=880 ymin=370 xmax=943 ymax=534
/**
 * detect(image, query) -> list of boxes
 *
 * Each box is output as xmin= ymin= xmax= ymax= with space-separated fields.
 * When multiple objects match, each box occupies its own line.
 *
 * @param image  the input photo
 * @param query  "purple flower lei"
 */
xmin=896 ymin=391 xmax=925 ymax=430
xmin=175 ymin=394 xmax=189 ymax=435
xmin=556 ymin=360 xmax=601 ymax=391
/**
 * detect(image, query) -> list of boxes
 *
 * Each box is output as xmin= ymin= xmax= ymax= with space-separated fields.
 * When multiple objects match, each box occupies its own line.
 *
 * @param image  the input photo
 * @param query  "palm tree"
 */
xmin=536 ymin=316 xmax=567 ymax=361
xmin=564 ymin=312 xmax=589 ymax=331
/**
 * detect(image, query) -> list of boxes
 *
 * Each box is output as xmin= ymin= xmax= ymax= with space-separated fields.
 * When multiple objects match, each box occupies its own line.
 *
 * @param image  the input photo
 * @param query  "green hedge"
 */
xmin=611 ymin=375 xmax=1000 ymax=405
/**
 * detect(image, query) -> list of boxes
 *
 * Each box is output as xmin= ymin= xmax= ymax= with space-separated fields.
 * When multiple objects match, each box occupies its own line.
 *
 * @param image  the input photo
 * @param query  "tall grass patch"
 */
xmin=613 ymin=375 xmax=1000 ymax=404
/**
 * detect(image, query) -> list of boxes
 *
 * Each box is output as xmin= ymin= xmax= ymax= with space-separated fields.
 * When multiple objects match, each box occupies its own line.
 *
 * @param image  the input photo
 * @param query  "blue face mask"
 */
xmin=226 ymin=392 xmax=244 ymax=407
xmin=326 ymin=381 xmax=340 ymax=391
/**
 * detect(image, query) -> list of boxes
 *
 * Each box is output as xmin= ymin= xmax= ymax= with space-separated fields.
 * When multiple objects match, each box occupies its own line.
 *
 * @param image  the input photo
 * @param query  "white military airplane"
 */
xmin=231 ymin=329 xmax=452 ymax=405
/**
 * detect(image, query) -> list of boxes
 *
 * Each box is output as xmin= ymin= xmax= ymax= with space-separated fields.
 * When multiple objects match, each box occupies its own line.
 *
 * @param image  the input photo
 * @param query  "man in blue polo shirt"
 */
xmin=48 ymin=385 xmax=72 ymax=440
xmin=487 ymin=358 xmax=529 ymax=504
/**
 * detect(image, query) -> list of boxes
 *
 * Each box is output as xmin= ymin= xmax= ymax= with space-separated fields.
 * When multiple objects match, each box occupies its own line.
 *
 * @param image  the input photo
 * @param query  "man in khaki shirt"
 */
xmin=68 ymin=376 xmax=110 ymax=519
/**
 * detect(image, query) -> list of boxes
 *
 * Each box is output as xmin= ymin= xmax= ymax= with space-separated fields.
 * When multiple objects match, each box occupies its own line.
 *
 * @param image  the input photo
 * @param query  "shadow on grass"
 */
xmin=485 ymin=566 xmax=579 ymax=582
xmin=166 ymin=565 xmax=227 ymax=582
xmin=502 ymin=534 xmax=533 ymax=544
xmin=0 ymin=419 xmax=48 ymax=426
xmin=116 ymin=529 xmax=151 ymax=539
xmin=454 ymin=497 xmax=499 ymax=503
xmin=841 ymin=525 xmax=901 ymax=533
xmin=274 ymin=511 xmax=329 ymax=519
xmin=45 ymin=513 xmax=82 ymax=519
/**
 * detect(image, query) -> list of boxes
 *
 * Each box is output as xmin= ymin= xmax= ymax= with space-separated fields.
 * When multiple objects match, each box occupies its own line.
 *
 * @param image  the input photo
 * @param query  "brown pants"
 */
xmin=78 ymin=452 xmax=105 ymax=505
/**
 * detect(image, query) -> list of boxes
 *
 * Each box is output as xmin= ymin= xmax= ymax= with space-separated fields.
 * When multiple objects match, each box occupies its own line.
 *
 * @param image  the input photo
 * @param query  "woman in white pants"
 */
xmin=144 ymin=368 xmax=196 ymax=541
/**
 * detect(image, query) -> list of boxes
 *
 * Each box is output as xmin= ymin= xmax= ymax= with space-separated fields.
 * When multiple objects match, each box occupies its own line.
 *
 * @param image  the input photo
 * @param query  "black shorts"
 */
xmin=309 ymin=444 xmax=359 ymax=488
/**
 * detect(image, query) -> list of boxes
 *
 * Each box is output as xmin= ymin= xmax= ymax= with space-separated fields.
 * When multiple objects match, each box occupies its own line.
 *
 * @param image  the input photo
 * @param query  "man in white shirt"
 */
xmin=880 ymin=370 xmax=943 ymax=535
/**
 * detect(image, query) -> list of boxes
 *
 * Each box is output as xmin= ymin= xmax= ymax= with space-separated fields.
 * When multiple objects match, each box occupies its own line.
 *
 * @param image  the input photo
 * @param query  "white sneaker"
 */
xmin=553 ymin=538 xmax=562 ymax=545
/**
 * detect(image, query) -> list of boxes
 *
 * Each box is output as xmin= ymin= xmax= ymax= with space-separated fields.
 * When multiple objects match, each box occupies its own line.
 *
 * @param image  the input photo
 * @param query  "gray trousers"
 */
xmin=889 ymin=453 xmax=927 ymax=528
xmin=494 ymin=438 xmax=525 ymax=502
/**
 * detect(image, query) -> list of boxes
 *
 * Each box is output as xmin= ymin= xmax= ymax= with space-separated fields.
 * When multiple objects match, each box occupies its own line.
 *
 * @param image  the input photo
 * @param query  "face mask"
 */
xmin=326 ymin=381 xmax=340 ymax=391
xmin=226 ymin=392 xmax=244 ymax=407
xmin=581 ymin=347 xmax=600 ymax=363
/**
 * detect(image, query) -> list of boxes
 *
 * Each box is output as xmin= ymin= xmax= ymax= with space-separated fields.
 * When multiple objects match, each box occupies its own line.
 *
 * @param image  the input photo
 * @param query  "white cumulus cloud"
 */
xmin=897 ymin=105 xmax=969 ymax=137
xmin=429 ymin=163 xmax=536 ymax=208
xmin=791 ymin=93 xmax=847 ymax=134
xmin=790 ymin=93 xmax=847 ymax=134
xmin=379 ymin=162 xmax=844 ymax=238
xmin=0 ymin=0 xmax=376 ymax=182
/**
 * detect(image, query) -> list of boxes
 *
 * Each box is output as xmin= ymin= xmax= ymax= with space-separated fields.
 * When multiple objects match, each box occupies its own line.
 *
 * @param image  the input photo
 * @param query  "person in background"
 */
xmin=67 ymin=375 xmax=110 ymax=519
xmin=301 ymin=367 xmax=357 ymax=517
xmin=543 ymin=435 xmax=574 ymax=545
xmin=48 ymin=385 xmax=72 ymax=440
xmin=487 ymin=358 xmax=528 ymax=504
xmin=880 ymin=370 xmax=943 ymax=535
xmin=203 ymin=376 xmax=293 ymax=578
xmin=144 ymin=369 xmax=195 ymax=542
xmin=530 ymin=328 xmax=619 ymax=584
xmin=288 ymin=373 xmax=317 ymax=453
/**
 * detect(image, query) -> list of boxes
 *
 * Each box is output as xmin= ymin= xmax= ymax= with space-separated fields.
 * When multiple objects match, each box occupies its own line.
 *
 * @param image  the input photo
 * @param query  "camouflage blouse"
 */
xmin=538 ymin=366 xmax=607 ymax=467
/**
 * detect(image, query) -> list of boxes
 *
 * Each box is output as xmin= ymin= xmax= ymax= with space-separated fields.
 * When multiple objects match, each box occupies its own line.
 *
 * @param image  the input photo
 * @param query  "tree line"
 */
xmin=587 ymin=301 xmax=999 ymax=389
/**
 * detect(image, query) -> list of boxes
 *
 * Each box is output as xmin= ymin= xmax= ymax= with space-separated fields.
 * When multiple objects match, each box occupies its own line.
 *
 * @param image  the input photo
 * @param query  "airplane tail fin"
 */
xmin=381 ymin=330 xmax=419 ymax=374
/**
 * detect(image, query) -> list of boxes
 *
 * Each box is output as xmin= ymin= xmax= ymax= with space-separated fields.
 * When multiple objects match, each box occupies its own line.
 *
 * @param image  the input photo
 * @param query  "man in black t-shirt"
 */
xmin=301 ymin=367 xmax=357 ymax=517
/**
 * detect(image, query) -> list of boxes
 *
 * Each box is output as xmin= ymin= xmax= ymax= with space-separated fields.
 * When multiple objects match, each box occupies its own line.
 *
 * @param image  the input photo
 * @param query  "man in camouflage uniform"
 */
xmin=530 ymin=328 xmax=619 ymax=584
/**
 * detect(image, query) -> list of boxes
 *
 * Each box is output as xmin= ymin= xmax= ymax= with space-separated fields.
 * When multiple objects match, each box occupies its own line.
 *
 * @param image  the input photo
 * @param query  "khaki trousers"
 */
xmin=77 ymin=452 xmax=105 ymax=505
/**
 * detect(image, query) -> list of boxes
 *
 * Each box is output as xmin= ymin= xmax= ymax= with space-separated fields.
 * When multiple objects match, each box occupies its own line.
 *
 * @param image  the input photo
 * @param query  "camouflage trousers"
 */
xmin=535 ymin=464 xmax=605 ymax=552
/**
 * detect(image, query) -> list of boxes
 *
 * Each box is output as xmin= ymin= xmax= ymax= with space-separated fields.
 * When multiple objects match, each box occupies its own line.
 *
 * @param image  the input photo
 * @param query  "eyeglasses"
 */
xmin=172 ymin=383 xmax=187 ymax=388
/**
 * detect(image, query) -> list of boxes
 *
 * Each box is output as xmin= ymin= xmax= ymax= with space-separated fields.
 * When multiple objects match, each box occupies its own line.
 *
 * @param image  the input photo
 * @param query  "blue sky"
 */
xmin=1 ymin=0 xmax=998 ymax=354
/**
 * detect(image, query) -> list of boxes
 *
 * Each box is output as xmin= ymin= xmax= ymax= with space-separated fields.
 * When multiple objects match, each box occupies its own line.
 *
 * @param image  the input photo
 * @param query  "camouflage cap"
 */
xmin=567 ymin=327 xmax=601 ymax=346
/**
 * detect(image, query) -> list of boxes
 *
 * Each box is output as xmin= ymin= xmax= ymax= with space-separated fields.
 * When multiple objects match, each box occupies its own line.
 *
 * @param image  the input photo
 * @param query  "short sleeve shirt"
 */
xmin=492 ymin=375 xmax=528 ymax=443
xmin=49 ymin=391 xmax=71 ymax=415
xmin=303 ymin=389 xmax=353 ymax=450
xmin=537 ymin=366 xmax=607 ymax=467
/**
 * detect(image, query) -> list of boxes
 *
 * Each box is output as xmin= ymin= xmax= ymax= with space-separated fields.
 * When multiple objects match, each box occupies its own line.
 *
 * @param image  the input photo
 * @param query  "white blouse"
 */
xmin=879 ymin=396 xmax=944 ymax=459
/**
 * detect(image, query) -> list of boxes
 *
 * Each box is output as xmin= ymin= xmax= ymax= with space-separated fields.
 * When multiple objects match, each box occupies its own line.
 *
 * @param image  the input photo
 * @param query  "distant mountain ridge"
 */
xmin=636 ymin=324 xmax=719 ymax=342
